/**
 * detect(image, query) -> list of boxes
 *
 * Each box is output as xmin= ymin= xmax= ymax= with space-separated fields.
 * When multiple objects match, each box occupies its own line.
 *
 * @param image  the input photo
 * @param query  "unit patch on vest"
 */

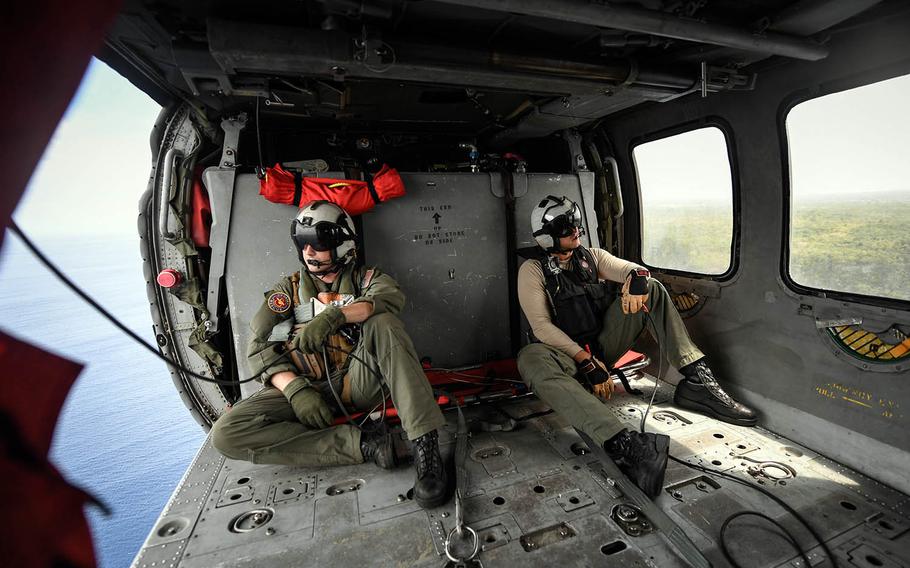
xmin=267 ymin=292 xmax=291 ymax=313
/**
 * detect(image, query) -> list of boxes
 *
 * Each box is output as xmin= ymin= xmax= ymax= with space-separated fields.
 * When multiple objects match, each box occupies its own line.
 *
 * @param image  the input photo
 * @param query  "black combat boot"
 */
xmin=674 ymin=360 xmax=758 ymax=426
xmin=360 ymin=427 xmax=398 ymax=470
xmin=413 ymin=430 xmax=448 ymax=509
xmin=604 ymin=429 xmax=670 ymax=499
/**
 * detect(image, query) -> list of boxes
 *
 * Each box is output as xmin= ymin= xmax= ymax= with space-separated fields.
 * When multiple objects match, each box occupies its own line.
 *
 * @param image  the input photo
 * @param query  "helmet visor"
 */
xmin=293 ymin=221 xmax=352 ymax=252
xmin=544 ymin=203 xmax=583 ymax=238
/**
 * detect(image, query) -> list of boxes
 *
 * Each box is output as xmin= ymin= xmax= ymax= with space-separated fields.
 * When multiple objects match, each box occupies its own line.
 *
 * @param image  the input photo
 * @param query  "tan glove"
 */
xmin=621 ymin=268 xmax=651 ymax=315
xmin=578 ymin=356 xmax=614 ymax=399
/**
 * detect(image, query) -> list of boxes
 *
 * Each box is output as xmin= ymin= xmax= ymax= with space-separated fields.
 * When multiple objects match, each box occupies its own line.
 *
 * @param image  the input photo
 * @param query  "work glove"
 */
xmin=621 ymin=268 xmax=651 ymax=315
xmin=578 ymin=356 xmax=614 ymax=399
xmin=290 ymin=305 xmax=346 ymax=354
xmin=283 ymin=377 xmax=334 ymax=429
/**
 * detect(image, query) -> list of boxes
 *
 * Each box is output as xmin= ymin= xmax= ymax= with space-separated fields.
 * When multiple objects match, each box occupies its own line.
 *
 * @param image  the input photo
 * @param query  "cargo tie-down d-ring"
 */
xmin=443 ymin=405 xmax=483 ymax=568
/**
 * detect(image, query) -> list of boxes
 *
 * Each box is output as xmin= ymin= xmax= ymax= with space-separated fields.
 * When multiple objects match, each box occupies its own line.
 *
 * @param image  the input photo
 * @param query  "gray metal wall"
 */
xmin=224 ymin=171 xmax=597 ymax=396
xmin=603 ymin=13 xmax=910 ymax=492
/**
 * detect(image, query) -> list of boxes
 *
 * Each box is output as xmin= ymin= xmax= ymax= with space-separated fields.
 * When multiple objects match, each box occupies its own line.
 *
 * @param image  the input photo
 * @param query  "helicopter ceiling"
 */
xmin=101 ymin=0 xmax=891 ymax=142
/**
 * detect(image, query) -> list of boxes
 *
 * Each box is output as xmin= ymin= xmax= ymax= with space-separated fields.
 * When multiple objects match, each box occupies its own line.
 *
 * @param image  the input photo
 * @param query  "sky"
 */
xmin=1 ymin=59 xmax=204 ymax=568
xmin=14 ymin=58 xmax=162 ymax=236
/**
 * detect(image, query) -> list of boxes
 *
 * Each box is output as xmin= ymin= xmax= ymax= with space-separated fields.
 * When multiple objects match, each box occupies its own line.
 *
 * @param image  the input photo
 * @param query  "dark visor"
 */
xmin=292 ymin=221 xmax=352 ymax=252
xmin=543 ymin=202 xmax=582 ymax=238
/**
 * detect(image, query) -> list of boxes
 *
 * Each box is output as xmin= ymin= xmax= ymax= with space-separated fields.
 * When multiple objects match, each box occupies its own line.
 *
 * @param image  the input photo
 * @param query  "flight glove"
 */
xmin=621 ymin=268 xmax=651 ymax=314
xmin=283 ymin=377 xmax=334 ymax=429
xmin=578 ymin=356 xmax=614 ymax=399
xmin=291 ymin=305 xmax=346 ymax=354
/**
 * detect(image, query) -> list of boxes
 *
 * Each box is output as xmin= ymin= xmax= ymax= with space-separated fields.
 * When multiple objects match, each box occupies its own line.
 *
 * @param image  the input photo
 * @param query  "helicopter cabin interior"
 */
xmin=96 ymin=1 xmax=910 ymax=566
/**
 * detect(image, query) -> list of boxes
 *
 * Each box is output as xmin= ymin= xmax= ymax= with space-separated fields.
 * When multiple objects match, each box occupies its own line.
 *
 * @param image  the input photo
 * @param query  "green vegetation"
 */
xmin=642 ymin=202 xmax=732 ymax=275
xmin=642 ymin=193 xmax=910 ymax=302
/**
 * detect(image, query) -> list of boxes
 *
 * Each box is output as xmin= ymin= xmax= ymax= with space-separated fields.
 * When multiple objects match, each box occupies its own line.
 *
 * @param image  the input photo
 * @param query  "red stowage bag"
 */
xmin=190 ymin=166 xmax=211 ymax=247
xmin=258 ymin=163 xmax=406 ymax=215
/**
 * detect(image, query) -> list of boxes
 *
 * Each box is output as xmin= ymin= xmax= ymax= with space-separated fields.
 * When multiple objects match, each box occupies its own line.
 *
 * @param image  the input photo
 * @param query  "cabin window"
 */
xmin=632 ymin=126 xmax=734 ymax=275
xmin=786 ymin=73 xmax=910 ymax=303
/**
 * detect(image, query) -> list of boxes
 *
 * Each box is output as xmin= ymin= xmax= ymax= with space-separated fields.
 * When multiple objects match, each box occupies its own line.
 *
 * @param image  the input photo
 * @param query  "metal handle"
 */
xmin=158 ymin=148 xmax=185 ymax=240
xmin=604 ymin=156 xmax=624 ymax=219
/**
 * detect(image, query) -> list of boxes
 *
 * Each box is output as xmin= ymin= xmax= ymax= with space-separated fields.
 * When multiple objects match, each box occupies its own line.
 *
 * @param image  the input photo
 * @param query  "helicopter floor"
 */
xmin=132 ymin=373 xmax=910 ymax=568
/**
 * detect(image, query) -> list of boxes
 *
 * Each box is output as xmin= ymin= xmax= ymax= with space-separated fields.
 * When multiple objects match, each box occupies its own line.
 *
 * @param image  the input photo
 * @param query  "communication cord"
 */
xmin=639 ymin=307 xmax=837 ymax=568
xmin=9 ymin=221 xmax=264 ymax=386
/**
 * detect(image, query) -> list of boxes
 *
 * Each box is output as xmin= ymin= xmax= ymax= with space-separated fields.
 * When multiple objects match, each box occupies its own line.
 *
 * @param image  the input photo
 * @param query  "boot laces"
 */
xmin=415 ymin=432 xmax=442 ymax=479
xmin=693 ymin=363 xmax=735 ymax=407
xmin=360 ymin=430 xmax=380 ymax=460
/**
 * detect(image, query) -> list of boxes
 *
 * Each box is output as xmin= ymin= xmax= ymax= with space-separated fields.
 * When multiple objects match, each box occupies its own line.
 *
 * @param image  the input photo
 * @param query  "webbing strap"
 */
xmin=454 ymin=405 xmax=469 ymax=533
xmin=293 ymin=171 xmax=303 ymax=206
xmin=365 ymin=174 xmax=381 ymax=204
xmin=611 ymin=367 xmax=643 ymax=395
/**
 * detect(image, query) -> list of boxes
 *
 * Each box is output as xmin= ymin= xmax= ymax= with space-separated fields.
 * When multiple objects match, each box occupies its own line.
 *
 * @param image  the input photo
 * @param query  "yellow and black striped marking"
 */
xmin=829 ymin=325 xmax=910 ymax=362
xmin=671 ymin=292 xmax=701 ymax=314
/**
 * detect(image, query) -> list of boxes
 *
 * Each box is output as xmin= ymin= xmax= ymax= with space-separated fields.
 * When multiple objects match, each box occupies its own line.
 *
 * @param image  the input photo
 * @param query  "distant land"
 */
xmin=643 ymin=190 xmax=909 ymax=302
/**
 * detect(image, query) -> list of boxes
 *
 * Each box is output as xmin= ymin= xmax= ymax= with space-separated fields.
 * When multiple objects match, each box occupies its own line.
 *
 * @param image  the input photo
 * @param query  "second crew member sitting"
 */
xmin=211 ymin=200 xmax=448 ymax=509
xmin=517 ymin=195 xmax=757 ymax=498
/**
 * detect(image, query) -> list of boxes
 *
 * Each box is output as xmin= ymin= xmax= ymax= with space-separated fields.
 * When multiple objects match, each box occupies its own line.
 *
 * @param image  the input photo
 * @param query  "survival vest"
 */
xmin=274 ymin=265 xmax=376 ymax=384
xmin=540 ymin=246 xmax=612 ymax=348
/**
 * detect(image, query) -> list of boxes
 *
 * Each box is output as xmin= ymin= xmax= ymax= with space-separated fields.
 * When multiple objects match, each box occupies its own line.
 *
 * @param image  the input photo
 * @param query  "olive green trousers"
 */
xmin=211 ymin=313 xmax=445 ymax=467
xmin=517 ymin=279 xmax=704 ymax=446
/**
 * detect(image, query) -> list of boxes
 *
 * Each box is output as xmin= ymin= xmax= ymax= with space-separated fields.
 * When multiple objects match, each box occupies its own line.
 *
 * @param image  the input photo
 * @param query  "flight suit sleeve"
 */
xmin=352 ymin=267 xmax=407 ymax=316
xmin=247 ymin=276 xmax=298 ymax=383
xmin=590 ymin=248 xmax=644 ymax=283
xmin=517 ymin=259 xmax=585 ymax=358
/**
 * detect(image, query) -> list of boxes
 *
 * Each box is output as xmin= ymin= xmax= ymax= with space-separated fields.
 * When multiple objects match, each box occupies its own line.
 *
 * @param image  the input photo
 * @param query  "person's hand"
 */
xmin=592 ymin=382 xmax=614 ymax=400
xmin=290 ymin=306 xmax=346 ymax=353
xmin=284 ymin=380 xmax=334 ymax=429
xmin=621 ymin=268 xmax=651 ymax=315
xmin=578 ymin=356 xmax=614 ymax=399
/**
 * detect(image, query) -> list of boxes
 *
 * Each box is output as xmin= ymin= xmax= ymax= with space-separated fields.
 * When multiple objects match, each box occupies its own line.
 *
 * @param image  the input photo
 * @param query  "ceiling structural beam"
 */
xmin=428 ymin=0 xmax=830 ymax=61
xmin=207 ymin=19 xmax=698 ymax=96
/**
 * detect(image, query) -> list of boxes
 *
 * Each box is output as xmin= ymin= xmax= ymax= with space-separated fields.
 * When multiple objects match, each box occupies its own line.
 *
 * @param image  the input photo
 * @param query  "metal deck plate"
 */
xmin=133 ymin=375 xmax=910 ymax=567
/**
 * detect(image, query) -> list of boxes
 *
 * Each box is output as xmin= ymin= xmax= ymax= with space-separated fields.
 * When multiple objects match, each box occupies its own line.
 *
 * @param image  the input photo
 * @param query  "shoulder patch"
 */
xmin=267 ymin=291 xmax=292 ymax=313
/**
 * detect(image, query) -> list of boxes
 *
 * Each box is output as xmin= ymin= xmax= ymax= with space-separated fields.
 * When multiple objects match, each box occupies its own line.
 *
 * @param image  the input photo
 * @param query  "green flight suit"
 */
xmin=518 ymin=278 xmax=704 ymax=446
xmin=211 ymin=263 xmax=445 ymax=467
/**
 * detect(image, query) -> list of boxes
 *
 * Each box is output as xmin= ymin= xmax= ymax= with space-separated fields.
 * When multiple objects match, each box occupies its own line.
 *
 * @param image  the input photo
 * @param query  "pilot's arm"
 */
xmin=247 ymin=277 xmax=298 ymax=385
xmin=347 ymin=266 xmax=407 ymax=320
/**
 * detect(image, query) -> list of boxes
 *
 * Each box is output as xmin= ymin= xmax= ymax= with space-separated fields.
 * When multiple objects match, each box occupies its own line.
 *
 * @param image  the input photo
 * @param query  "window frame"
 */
xmin=778 ymin=66 xmax=910 ymax=310
xmin=629 ymin=118 xmax=741 ymax=281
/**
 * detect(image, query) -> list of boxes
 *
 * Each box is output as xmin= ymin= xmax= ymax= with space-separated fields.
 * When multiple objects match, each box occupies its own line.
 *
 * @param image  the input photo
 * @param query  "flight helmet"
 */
xmin=291 ymin=200 xmax=357 ymax=271
xmin=531 ymin=195 xmax=585 ymax=252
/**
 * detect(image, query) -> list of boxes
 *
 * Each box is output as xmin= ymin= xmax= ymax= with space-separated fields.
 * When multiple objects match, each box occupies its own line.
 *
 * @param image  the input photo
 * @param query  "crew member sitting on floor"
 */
xmin=211 ymin=200 xmax=448 ymax=509
xmin=517 ymin=195 xmax=758 ymax=498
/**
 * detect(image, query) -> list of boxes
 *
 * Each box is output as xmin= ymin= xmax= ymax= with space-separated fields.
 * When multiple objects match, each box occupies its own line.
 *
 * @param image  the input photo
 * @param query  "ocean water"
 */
xmin=0 ymin=232 xmax=206 ymax=568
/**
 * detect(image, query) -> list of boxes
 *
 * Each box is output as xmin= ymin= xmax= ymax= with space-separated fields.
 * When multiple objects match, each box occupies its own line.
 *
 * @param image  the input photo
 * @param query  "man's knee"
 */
xmin=648 ymin=278 xmax=669 ymax=296
xmin=362 ymin=312 xmax=404 ymax=335
xmin=518 ymin=343 xmax=574 ymax=384
xmin=211 ymin=412 xmax=250 ymax=460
